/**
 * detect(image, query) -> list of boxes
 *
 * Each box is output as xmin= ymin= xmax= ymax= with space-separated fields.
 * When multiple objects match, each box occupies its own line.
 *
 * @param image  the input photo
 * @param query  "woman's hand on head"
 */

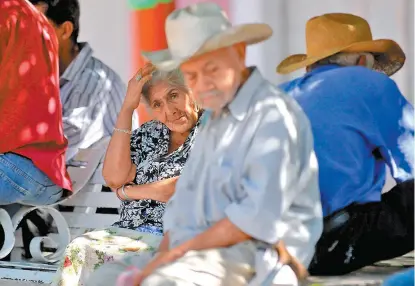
xmin=123 ymin=63 xmax=155 ymax=112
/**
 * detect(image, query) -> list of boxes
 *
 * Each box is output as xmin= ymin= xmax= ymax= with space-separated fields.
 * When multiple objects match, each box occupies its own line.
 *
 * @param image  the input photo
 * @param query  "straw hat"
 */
xmin=276 ymin=13 xmax=405 ymax=76
xmin=142 ymin=2 xmax=272 ymax=71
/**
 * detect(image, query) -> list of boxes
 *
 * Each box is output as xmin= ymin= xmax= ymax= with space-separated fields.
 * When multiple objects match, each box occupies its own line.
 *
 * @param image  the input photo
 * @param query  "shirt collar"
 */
xmin=60 ymin=42 xmax=93 ymax=82
xmin=227 ymin=67 xmax=264 ymax=121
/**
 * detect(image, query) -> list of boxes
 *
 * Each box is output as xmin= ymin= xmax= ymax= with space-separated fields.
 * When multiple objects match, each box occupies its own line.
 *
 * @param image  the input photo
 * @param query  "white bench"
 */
xmin=0 ymin=141 xmax=399 ymax=285
xmin=0 ymin=137 xmax=120 ymax=285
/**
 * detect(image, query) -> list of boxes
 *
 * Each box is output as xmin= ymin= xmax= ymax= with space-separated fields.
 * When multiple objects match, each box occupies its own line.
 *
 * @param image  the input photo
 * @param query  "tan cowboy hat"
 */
xmin=276 ymin=13 xmax=405 ymax=76
xmin=142 ymin=2 xmax=272 ymax=71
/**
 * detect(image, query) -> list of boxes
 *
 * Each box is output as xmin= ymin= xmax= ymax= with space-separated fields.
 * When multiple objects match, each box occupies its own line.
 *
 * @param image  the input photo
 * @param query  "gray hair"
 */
xmin=141 ymin=68 xmax=190 ymax=102
xmin=310 ymin=52 xmax=375 ymax=70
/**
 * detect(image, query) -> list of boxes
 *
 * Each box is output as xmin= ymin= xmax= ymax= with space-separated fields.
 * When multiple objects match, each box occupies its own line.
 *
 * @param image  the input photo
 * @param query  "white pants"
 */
xmin=86 ymin=241 xmax=298 ymax=286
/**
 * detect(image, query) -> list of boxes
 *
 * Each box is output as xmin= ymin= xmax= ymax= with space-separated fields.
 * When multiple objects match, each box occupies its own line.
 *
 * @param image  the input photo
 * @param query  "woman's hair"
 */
xmin=141 ymin=68 xmax=190 ymax=103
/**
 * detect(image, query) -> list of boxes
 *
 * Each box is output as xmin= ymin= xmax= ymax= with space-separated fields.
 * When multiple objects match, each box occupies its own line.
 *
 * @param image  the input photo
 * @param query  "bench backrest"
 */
xmin=8 ymin=137 xmax=120 ymax=263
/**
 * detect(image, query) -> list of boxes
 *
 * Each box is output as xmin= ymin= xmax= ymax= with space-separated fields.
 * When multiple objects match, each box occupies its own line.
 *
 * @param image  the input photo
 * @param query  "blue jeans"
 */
xmin=0 ymin=153 xmax=62 ymax=206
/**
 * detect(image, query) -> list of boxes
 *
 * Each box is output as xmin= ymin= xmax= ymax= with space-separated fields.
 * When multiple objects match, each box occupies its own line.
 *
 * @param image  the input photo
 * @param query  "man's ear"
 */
xmin=60 ymin=21 xmax=74 ymax=41
xmin=34 ymin=2 xmax=49 ymax=13
xmin=235 ymin=43 xmax=246 ymax=64
xmin=233 ymin=43 xmax=246 ymax=70
xmin=357 ymin=55 xmax=367 ymax=67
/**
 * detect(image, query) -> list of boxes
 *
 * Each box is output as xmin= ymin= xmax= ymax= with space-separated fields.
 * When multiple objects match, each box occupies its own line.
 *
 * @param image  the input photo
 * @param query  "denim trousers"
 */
xmin=0 ymin=153 xmax=62 ymax=206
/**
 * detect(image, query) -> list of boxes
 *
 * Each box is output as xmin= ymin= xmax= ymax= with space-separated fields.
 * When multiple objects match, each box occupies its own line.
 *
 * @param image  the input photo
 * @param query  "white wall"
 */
xmin=77 ymin=0 xmax=131 ymax=83
xmin=231 ymin=0 xmax=414 ymax=103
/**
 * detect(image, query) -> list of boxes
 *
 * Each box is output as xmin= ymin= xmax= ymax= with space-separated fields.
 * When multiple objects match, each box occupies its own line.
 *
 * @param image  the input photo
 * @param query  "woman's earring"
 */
xmin=193 ymin=102 xmax=199 ymax=112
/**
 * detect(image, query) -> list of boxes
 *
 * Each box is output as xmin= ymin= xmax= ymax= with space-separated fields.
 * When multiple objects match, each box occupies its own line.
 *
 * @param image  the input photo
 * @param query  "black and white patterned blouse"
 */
xmin=112 ymin=115 xmax=202 ymax=231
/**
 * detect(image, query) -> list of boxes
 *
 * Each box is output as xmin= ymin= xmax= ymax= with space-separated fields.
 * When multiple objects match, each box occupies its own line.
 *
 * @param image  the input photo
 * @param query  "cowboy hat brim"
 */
xmin=142 ymin=23 xmax=272 ymax=71
xmin=276 ymin=38 xmax=405 ymax=76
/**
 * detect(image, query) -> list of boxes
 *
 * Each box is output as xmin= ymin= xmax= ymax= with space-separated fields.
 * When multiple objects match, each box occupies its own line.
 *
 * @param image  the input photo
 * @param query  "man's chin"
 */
xmin=199 ymin=101 xmax=223 ymax=113
xmin=200 ymin=106 xmax=219 ymax=115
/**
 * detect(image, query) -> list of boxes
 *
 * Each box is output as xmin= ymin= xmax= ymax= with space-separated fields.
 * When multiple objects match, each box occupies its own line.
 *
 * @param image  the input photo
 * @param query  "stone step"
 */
xmin=307 ymin=252 xmax=414 ymax=286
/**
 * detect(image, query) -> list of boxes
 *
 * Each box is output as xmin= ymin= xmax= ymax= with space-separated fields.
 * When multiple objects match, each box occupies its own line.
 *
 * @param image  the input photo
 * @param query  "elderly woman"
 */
xmin=52 ymin=64 xmax=202 ymax=286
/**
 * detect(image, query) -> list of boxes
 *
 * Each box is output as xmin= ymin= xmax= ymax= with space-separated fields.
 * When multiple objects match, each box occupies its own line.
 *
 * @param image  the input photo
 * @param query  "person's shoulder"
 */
xmin=258 ymin=80 xmax=303 ymax=111
xmin=302 ymin=66 xmax=398 ymax=103
xmin=1 ymin=0 xmax=51 ymax=30
xmin=250 ymin=82 xmax=313 ymax=147
xmin=87 ymin=56 xmax=124 ymax=84
xmin=254 ymin=80 xmax=309 ymax=125
xmin=1 ymin=0 xmax=32 ymax=19
xmin=324 ymin=66 xmax=391 ymax=85
xmin=77 ymin=54 xmax=126 ymax=93
xmin=338 ymin=67 xmax=400 ymax=99
xmin=278 ymin=77 xmax=302 ymax=93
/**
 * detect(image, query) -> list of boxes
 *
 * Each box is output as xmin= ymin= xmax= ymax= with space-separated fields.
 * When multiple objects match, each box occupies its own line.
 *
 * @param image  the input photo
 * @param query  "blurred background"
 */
xmin=78 ymin=0 xmax=414 ymax=120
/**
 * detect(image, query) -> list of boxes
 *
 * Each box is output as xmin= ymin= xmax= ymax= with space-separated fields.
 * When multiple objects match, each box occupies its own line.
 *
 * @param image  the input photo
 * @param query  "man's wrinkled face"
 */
xmin=180 ymin=45 xmax=245 ymax=113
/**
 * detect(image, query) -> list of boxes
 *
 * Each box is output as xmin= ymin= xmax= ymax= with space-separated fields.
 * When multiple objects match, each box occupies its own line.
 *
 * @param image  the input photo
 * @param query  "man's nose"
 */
xmin=195 ymin=76 xmax=215 ymax=92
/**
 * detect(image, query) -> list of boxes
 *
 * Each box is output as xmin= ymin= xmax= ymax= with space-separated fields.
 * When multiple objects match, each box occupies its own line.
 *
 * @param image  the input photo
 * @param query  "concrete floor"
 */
xmin=0 ymin=252 xmax=413 ymax=286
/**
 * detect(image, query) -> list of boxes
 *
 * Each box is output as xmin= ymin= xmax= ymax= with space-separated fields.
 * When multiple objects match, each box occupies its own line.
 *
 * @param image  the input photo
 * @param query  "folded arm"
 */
xmin=120 ymin=177 xmax=178 ymax=203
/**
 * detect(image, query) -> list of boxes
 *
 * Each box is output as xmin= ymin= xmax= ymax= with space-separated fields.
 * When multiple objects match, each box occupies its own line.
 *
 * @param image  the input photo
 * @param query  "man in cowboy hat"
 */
xmin=277 ymin=13 xmax=414 ymax=275
xmin=87 ymin=2 xmax=322 ymax=286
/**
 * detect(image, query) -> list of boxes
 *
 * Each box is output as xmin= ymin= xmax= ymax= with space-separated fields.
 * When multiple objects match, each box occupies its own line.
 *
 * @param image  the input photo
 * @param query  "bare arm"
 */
xmin=176 ymin=218 xmax=250 ymax=252
xmin=137 ymin=223 xmax=309 ymax=284
xmin=121 ymin=177 xmax=178 ymax=203
xmin=166 ymin=221 xmax=308 ymax=280
xmin=157 ymin=232 xmax=170 ymax=253
xmin=132 ymin=218 xmax=250 ymax=284
xmin=102 ymin=106 xmax=137 ymax=189
xmin=102 ymin=64 xmax=154 ymax=189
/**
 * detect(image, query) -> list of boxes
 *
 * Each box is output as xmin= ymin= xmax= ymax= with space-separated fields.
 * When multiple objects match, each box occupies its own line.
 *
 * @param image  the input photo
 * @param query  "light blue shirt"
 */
xmin=163 ymin=68 xmax=323 ymax=267
xmin=280 ymin=65 xmax=414 ymax=217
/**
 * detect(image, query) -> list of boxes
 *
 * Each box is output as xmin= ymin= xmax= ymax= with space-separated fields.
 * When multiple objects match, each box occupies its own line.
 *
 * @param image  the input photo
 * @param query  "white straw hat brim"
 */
xmin=142 ymin=23 xmax=272 ymax=71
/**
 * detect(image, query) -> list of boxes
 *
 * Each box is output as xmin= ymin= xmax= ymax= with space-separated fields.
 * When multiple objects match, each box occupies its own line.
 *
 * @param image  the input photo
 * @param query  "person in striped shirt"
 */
xmin=29 ymin=0 xmax=138 ymax=161
xmin=17 ymin=0 xmax=138 ymax=262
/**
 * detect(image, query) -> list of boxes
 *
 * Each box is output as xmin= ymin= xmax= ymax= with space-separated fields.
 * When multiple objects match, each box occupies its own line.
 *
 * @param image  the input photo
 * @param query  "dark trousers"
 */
xmin=309 ymin=179 xmax=414 ymax=275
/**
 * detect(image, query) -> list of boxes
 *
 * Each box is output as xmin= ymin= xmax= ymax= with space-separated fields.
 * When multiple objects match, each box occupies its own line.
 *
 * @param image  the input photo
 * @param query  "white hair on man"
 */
xmin=310 ymin=52 xmax=375 ymax=70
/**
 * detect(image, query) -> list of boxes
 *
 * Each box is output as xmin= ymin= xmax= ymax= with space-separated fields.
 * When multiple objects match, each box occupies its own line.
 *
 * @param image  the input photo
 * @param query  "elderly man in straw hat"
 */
xmin=278 ymin=13 xmax=414 ymax=275
xmin=87 ymin=2 xmax=323 ymax=286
